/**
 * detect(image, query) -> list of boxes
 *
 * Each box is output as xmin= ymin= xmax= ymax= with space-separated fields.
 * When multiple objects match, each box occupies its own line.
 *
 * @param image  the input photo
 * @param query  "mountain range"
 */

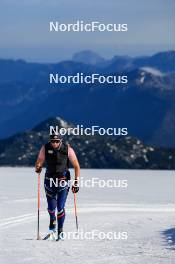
xmin=0 ymin=50 xmax=175 ymax=147
xmin=0 ymin=117 xmax=174 ymax=169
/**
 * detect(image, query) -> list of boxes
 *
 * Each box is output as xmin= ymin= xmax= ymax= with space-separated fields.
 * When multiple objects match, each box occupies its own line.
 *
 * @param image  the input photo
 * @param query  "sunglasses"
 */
xmin=50 ymin=140 xmax=61 ymax=143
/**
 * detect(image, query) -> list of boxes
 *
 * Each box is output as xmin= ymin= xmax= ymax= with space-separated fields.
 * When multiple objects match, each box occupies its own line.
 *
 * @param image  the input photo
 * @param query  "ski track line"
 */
xmin=1 ymin=204 xmax=175 ymax=230
xmin=2 ymin=198 xmax=45 ymax=204
xmin=0 ymin=213 xmax=34 ymax=223
xmin=0 ymin=215 xmax=38 ymax=229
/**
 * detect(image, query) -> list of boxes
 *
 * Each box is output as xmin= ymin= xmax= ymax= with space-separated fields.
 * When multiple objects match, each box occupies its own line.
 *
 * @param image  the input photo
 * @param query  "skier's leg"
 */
xmin=57 ymin=182 xmax=69 ymax=234
xmin=44 ymin=177 xmax=57 ymax=230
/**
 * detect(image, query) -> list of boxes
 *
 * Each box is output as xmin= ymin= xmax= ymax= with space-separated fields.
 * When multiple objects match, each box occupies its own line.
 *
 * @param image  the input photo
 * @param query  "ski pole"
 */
xmin=73 ymin=192 xmax=79 ymax=233
xmin=74 ymin=193 xmax=78 ymax=232
xmin=37 ymin=173 xmax=41 ymax=240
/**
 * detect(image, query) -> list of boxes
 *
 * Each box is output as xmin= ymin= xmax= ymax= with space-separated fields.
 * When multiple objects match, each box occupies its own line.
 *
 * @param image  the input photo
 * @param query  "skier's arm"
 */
xmin=35 ymin=145 xmax=45 ymax=173
xmin=68 ymin=146 xmax=80 ymax=193
xmin=68 ymin=146 xmax=80 ymax=181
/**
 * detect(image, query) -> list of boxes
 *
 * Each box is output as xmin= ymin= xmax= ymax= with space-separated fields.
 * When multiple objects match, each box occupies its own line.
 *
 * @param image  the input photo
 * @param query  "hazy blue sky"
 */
xmin=1 ymin=0 xmax=175 ymax=62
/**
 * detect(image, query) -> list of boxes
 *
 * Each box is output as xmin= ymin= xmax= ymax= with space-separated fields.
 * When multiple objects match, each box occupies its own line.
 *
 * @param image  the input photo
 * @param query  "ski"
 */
xmin=43 ymin=230 xmax=57 ymax=241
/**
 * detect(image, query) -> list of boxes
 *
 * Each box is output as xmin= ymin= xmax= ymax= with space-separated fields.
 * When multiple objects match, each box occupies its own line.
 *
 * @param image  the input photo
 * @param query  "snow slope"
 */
xmin=0 ymin=168 xmax=175 ymax=264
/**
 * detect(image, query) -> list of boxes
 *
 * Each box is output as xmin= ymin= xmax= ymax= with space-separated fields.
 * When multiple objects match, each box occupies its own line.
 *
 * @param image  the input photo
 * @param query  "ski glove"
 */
xmin=72 ymin=179 xmax=79 ymax=193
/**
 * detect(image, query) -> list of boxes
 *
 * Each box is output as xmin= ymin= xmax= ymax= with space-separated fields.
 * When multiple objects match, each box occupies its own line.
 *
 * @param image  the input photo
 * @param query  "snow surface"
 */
xmin=0 ymin=168 xmax=175 ymax=264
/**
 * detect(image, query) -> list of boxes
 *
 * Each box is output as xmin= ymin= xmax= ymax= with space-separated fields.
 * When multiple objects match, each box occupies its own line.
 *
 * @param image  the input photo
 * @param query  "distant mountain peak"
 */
xmin=56 ymin=117 xmax=72 ymax=128
xmin=152 ymin=50 xmax=175 ymax=58
xmin=72 ymin=50 xmax=106 ymax=65
xmin=31 ymin=116 xmax=73 ymax=133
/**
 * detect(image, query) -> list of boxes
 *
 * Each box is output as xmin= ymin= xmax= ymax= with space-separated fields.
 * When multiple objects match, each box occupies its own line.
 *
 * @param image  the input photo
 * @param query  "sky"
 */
xmin=0 ymin=0 xmax=175 ymax=62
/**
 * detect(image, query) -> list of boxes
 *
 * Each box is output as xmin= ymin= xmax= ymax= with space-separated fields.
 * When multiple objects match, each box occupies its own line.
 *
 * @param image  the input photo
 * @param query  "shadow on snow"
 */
xmin=162 ymin=227 xmax=175 ymax=250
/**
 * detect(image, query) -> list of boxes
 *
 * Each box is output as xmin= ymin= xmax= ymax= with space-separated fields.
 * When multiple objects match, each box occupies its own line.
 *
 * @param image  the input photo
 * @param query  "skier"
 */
xmin=35 ymin=134 xmax=80 ymax=240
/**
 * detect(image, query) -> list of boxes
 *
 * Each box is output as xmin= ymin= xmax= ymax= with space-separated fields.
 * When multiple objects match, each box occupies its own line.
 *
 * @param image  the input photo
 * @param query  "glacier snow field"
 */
xmin=0 ymin=168 xmax=175 ymax=264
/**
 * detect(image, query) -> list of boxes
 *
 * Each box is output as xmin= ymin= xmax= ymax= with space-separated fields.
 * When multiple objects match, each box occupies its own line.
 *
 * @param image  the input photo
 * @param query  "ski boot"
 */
xmin=56 ymin=228 xmax=64 ymax=241
xmin=43 ymin=219 xmax=57 ymax=240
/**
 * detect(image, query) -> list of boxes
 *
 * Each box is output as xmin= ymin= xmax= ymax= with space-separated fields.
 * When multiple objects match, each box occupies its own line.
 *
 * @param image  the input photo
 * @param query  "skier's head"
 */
xmin=50 ymin=134 xmax=63 ymax=148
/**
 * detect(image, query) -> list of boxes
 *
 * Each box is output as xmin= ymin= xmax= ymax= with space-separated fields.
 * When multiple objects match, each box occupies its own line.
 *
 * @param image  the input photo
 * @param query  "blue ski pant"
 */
xmin=44 ymin=176 xmax=69 ymax=229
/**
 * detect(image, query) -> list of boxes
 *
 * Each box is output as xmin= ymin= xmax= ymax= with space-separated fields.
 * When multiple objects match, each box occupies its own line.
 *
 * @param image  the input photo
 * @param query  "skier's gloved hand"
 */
xmin=35 ymin=165 xmax=42 ymax=173
xmin=72 ymin=179 xmax=79 ymax=193
xmin=35 ymin=161 xmax=42 ymax=173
